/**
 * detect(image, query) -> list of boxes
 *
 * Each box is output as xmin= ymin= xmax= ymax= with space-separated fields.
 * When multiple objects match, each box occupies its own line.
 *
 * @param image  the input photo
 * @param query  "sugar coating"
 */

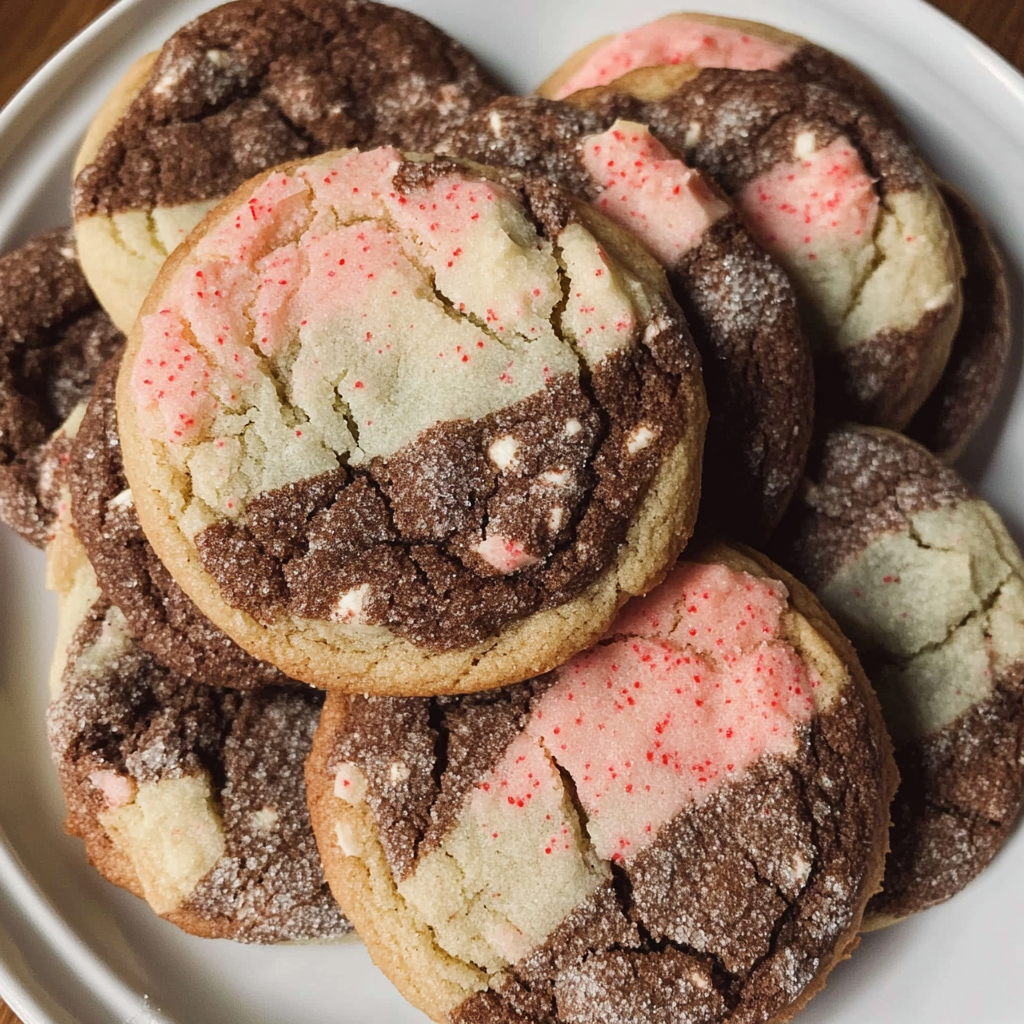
xmin=823 ymin=498 xmax=1024 ymax=744
xmin=131 ymin=149 xmax=641 ymax=522
xmin=553 ymin=16 xmax=796 ymax=99
xmin=580 ymin=121 xmax=729 ymax=266
xmin=529 ymin=562 xmax=817 ymax=861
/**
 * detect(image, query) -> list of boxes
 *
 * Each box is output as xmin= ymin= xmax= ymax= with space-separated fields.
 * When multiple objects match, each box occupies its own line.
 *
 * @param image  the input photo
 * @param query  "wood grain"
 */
xmin=0 ymin=0 xmax=1021 ymax=1022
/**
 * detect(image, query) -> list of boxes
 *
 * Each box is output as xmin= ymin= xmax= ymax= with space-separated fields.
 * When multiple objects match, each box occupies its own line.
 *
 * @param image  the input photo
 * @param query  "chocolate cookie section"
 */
xmin=117 ymin=149 xmax=706 ymax=695
xmin=777 ymin=425 xmax=1024 ymax=925
xmin=567 ymin=65 xmax=963 ymax=430
xmin=440 ymin=97 xmax=813 ymax=542
xmin=306 ymin=542 xmax=894 ymax=1023
xmin=539 ymin=12 xmax=892 ymax=119
xmin=47 ymin=528 xmax=349 ymax=942
xmin=906 ymin=183 xmax=1012 ymax=463
xmin=73 ymin=0 xmax=503 ymax=331
xmin=69 ymin=355 xmax=291 ymax=689
xmin=0 ymin=228 xmax=123 ymax=546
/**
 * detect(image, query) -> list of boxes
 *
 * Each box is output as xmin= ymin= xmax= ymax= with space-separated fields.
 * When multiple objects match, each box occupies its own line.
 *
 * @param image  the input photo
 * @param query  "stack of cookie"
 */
xmin=0 ymin=3 xmax=1020 ymax=1022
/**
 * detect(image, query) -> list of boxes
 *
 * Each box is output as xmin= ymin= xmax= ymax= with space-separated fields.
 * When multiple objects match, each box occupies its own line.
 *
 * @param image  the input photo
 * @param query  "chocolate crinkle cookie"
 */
xmin=776 ymin=424 xmax=1024 ymax=925
xmin=116 ymin=149 xmax=706 ymax=696
xmin=566 ymin=65 xmax=963 ymax=430
xmin=439 ymin=95 xmax=813 ymax=543
xmin=69 ymin=354 xmax=294 ymax=690
xmin=72 ymin=0 xmax=504 ymax=332
xmin=0 ymin=228 xmax=123 ymax=546
xmin=306 ymin=541 xmax=895 ymax=1023
xmin=47 ymin=534 xmax=349 ymax=942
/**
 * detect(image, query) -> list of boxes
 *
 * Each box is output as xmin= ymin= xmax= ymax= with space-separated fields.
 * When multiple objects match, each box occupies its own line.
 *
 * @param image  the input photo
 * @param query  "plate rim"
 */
xmin=2 ymin=0 xmax=1024 ymax=1022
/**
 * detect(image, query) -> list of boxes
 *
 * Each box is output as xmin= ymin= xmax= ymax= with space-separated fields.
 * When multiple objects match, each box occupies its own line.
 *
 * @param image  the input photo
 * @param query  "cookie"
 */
xmin=565 ymin=65 xmax=964 ymax=429
xmin=0 ymin=228 xmax=124 ymax=546
xmin=776 ymin=425 xmax=1024 ymax=926
xmin=46 ymin=517 xmax=350 ymax=942
xmin=306 ymin=539 xmax=895 ymax=1024
xmin=539 ymin=12 xmax=892 ymax=118
xmin=72 ymin=0 xmax=503 ymax=332
xmin=68 ymin=353 xmax=292 ymax=689
xmin=439 ymin=97 xmax=813 ymax=542
xmin=906 ymin=183 xmax=1012 ymax=463
xmin=116 ymin=148 xmax=707 ymax=695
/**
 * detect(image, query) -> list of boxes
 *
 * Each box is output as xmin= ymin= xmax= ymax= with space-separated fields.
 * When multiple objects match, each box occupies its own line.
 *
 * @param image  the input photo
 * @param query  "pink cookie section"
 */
xmin=580 ymin=122 xmax=729 ymax=266
xmin=552 ymin=16 xmax=796 ymax=99
xmin=738 ymin=138 xmax=879 ymax=262
xmin=504 ymin=562 xmax=818 ymax=863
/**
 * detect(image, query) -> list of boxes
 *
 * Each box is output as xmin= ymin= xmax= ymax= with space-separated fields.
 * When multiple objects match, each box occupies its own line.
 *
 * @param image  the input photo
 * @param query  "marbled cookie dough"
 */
xmin=539 ymin=12 xmax=893 ymax=119
xmin=117 ymin=148 xmax=707 ymax=695
xmin=907 ymin=183 xmax=1011 ymax=463
xmin=777 ymin=425 xmax=1024 ymax=925
xmin=566 ymin=65 xmax=963 ymax=429
xmin=69 ymin=355 xmax=293 ymax=689
xmin=306 ymin=540 xmax=894 ymax=1024
xmin=72 ymin=0 xmax=502 ymax=331
xmin=440 ymin=98 xmax=813 ymax=542
xmin=0 ymin=228 xmax=123 ymax=545
xmin=46 ymin=520 xmax=349 ymax=942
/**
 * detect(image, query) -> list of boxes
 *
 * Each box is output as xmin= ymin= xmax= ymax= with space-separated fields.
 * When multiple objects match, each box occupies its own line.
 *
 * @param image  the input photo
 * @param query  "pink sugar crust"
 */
xmin=132 ymin=148 xmax=569 ymax=447
xmin=553 ymin=16 xmax=797 ymax=99
xmin=737 ymin=137 xmax=879 ymax=262
xmin=580 ymin=122 xmax=729 ymax=266
xmin=476 ymin=562 xmax=818 ymax=863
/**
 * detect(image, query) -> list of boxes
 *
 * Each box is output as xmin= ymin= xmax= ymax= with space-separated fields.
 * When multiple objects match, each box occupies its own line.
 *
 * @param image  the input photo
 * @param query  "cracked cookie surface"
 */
xmin=72 ymin=0 xmax=503 ymax=332
xmin=306 ymin=540 xmax=894 ymax=1024
xmin=0 ymin=228 xmax=124 ymax=546
xmin=439 ymin=97 xmax=812 ymax=543
xmin=117 ymin=148 xmax=706 ymax=695
xmin=777 ymin=425 xmax=1024 ymax=925
xmin=565 ymin=65 xmax=963 ymax=430
xmin=45 ymin=515 xmax=349 ymax=943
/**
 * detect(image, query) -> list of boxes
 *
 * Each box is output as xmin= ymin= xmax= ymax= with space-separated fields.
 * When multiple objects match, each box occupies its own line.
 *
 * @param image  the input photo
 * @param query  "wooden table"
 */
xmin=0 ymin=0 xmax=1022 ymax=1022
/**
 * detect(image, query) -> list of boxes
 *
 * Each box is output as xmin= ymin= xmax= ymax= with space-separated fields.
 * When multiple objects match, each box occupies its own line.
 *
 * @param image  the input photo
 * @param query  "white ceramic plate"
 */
xmin=1 ymin=1 xmax=1022 ymax=1022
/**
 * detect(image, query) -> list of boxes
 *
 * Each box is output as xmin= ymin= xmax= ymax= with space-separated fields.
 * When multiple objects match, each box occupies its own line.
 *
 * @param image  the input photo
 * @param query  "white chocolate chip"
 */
xmin=109 ymin=488 xmax=134 ymax=509
xmin=335 ymin=820 xmax=363 ymax=857
xmin=563 ymin=418 xmax=582 ymax=437
xmin=331 ymin=584 xmax=369 ymax=624
xmin=488 ymin=435 xmax=520 ymax=471
xmin=539 ymin=468 xmax=571 ymax=488
xmin=205 ymin=49 xmax=230 ymax=67
xmin=548 ymin=506 xmax=564 ymax=532
xmin=626 ymin=425 xmax=657 ymax=454
xmin=781 ymin=851 xmax=812 ymax=890
xmin=488 ymin=110 xmax=504 ymax=137
xmin=250 ymin=807 xmax=279 ymax=831
xmin=793 ymin=131 xmax=817 ymax=159
xmin=388 ymin=761 xmax=411 ymax=784
xmin=334 ymin=763 xmax=368 ymax=804
xmin=684 ymin=121 xmax=702 ymax=148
